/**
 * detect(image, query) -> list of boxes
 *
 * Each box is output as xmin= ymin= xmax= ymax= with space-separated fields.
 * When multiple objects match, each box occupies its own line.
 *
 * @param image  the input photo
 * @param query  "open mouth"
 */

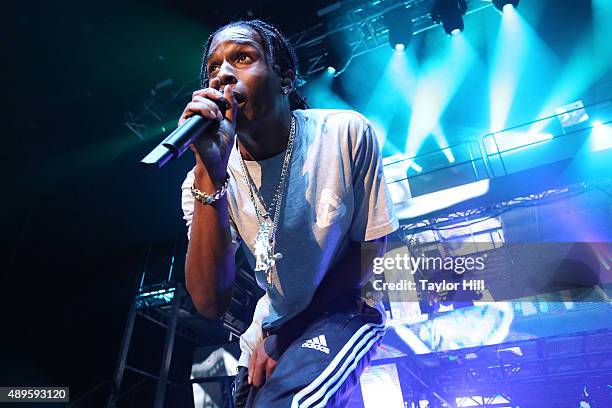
xmin=231 ymin=90 xmax=247 ymax=107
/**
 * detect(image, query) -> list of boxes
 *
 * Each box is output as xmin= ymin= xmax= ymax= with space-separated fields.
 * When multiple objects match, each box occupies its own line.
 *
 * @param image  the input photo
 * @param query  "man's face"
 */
xmin=206 ymin=26 xmax=283 ymax=129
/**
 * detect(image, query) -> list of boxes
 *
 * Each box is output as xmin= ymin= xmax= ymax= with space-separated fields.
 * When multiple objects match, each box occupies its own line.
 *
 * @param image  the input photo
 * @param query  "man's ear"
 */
xmin=282 ymin=69 xmax=295 ymax=86
xmin=281 ymin=69 xmax=295 ymax=94
xmin=283 ymin=69 xmax=295 ymax=84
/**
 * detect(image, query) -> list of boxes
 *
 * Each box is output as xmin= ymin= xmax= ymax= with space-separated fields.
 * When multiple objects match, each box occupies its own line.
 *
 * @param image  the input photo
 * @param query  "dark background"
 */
xmin=1 ymin=0 xmax=328 ymax=401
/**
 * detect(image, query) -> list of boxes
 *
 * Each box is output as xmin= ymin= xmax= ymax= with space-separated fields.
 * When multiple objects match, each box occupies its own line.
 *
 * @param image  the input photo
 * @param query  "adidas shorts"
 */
xmin=232 ymin=296 xmax=385 ymax=408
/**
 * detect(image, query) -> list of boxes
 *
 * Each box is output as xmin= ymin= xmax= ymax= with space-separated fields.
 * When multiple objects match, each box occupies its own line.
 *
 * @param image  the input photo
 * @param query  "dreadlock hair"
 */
xmin=199 ymin=19 xmax=309 ymax=111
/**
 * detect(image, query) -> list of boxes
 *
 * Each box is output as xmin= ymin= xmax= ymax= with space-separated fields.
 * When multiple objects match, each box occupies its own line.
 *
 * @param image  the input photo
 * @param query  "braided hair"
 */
xmin=199 ymin=19 xmax=308 ymax=110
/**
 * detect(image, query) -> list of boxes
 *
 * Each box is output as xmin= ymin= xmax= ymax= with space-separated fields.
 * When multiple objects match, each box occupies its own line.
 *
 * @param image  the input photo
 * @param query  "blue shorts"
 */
xmin=232 ymin=296 xmax=385 ymax=407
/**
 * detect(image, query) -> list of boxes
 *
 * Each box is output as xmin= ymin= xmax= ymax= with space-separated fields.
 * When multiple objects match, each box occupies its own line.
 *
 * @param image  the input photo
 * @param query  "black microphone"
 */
xmin=140 ymin=98 xmax=228 ymax=169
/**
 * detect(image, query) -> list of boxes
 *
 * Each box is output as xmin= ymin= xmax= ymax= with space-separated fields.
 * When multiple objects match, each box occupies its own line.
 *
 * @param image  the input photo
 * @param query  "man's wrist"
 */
xmin=191 ymin=173 xmax=229 ymax=205
xmin=194 ymin=163 xmax=228 ymax=192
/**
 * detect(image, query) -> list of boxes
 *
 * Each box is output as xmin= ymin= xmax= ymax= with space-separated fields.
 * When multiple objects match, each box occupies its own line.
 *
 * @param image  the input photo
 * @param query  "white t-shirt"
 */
xmin=182 ymin=109 xmax=398 ymax=366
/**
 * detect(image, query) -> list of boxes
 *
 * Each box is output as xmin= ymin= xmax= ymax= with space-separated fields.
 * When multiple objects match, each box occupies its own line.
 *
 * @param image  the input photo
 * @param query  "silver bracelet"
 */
xmin=190 ymin=173 xmax=230 ymax=205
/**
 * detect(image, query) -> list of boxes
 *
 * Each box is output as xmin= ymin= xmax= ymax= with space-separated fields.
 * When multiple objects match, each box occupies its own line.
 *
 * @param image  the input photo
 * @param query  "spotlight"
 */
xmin=383 ymin=6 xmax=414 ymax=50
xmin=591 ymin=120 xmax=612 ymax=152
xmin=492 ymin=0 xmax=519 ymax=13
xmin=410 ymin=161 xmax=423 ymax=173
xmin=431 ymin=0 xmax=467 ymax=36
xmin=324 ymin=31 xmax=352 ymax=77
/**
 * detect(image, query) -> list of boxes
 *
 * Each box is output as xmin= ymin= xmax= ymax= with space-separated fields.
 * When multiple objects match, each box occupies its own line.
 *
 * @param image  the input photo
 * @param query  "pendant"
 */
xmin=253 ymin=220 xmax=283 ymax=283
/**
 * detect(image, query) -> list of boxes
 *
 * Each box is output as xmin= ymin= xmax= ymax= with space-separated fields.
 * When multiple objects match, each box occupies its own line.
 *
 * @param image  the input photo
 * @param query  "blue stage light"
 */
xmin=591 ymin=121 xmax=612 ymax=152
xmin=324 ymin=31 xmax=352 ymax=77
xmin=489 ymin=1 xmax=527 ymax=133
xmin=384 ymin=6 xmax=413 ymax=50
xmin=492 ymin=0 xmax=520 ymax=13
xmin=431 ymin=0 xmax=467 ymax=36
xmin=406 ymin=32 xmax=476 ymax=158
xmin=303 ymin=70 xmax=353 ymax=110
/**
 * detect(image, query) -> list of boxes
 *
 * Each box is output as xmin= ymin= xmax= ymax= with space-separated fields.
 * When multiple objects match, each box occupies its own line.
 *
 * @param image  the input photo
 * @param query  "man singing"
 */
xmin=180 ymin=19 xmax=398 ymax=407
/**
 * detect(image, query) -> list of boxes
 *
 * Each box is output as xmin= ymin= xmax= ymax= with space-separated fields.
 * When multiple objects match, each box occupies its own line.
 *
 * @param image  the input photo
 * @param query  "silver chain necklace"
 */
xmin=237 ymin=114 xmax=297 ymax=284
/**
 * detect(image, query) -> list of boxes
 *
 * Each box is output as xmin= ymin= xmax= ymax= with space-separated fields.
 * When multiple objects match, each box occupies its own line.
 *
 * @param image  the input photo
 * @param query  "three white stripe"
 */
xmin=291 ymin=322 xmax=386 ymax=408
xmin=308 ymin=329 xmax=385 ymax=408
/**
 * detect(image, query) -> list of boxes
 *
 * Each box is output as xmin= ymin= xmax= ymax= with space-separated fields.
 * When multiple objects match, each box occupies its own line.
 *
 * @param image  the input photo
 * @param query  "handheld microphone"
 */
xmin=140 ymin=98 xmax=228 ymax=169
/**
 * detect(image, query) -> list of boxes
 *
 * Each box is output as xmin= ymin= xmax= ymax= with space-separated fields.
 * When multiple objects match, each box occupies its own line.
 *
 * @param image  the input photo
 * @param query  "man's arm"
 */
xmin=181 ymin=77 xmax=240 ymax=319
xmin=185 ymin=165 xmax=236 ymax=319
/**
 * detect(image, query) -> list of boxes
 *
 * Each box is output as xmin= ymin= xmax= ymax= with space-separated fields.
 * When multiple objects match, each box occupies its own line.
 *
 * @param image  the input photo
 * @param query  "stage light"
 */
xmin=489 ymin=0 xmax=528 ymax=132
xmin=410 ymin=161 xmax=423 ymax=173
xmin=359 ymin=364 xmax=404 ymax=408
xmin=432 ymin=126 xmax=455 ymax=163
xmin=303 ymin=68 xmax=353 ymax=109
xmin=406 ymin=32 xmax=475 ymax=158
xmin=591 ymin=121 xmax=612 ymax=152
xmin=324 ymin=31 xmax=352 ymax=77
xmin=431 ymin=0 xmax=467 ymax=36
xmin=492 ymin=0 xmax=519 ymax=13
xmin=383 ymin=7 xmax=413 ymax=50
xmin=465 ymin=352 xmax=478 ymax=360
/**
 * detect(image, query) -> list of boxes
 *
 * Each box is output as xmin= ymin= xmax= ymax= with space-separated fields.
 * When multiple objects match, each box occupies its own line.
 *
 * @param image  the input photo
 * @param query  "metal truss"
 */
xmin=107 ymin=241 xmax=260 ymax=407
xmin=135 ymin=284 xmax=226 ymax=345
xmin=398 ymin=179 xmax=612 ymax=237
xmin=390 ymin=328 xmax=612 ymax=407
xmin=423 ymin=329 xmax=612 ymax=407
xmin=124 ymin=78 xmax=199 ymax=140
xmin=290 ymin=0 xmax=493 ymax=76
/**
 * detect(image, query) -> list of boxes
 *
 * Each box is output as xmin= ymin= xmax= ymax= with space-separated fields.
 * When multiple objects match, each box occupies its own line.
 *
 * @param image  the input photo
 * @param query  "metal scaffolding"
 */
xmin=393 ymin=328 xmax=612 ymax=407
xmin=105 ymin=241 xmax=260 ymax=407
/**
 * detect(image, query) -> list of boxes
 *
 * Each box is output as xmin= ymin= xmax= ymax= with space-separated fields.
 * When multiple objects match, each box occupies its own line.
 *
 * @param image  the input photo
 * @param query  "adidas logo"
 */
xmin=301 ymin=335 xmax=330 ymax=354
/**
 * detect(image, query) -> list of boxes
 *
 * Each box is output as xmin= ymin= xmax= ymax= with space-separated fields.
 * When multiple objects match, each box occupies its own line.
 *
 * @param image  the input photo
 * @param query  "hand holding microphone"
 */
xmin=140 ymin=77 xmax=239 ymax=181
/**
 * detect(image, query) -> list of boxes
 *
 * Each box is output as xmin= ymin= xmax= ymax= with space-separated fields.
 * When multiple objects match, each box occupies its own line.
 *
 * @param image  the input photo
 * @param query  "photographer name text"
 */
xmin=372 ymin=279 xmax=486 ymax=292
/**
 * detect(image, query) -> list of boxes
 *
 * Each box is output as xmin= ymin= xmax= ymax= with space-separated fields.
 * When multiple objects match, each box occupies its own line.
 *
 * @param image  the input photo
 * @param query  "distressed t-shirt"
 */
xmin=181 ymin=109 xmax=398 ymax=366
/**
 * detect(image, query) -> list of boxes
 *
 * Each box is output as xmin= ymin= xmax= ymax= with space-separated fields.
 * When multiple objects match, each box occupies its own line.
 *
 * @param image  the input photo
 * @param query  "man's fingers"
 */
xmin=246 ymin=341 xmax=278 ymax=388
xmin=264 ymin=360 xmax=276 ymax=382
xmin=251 ymin=355 xmax=266 ymax=388
xmin=192 ymin=87 xmax=224 ymax=102
xmin=247 ymin=348 xmax=256 ymax=385
xmin=178 ymin=100 xmax=221 ymax=125
xmin=192 ymin=96 xmax=224 ymax=121
xmin=223 ymin=84 xmax=239 ymax=123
